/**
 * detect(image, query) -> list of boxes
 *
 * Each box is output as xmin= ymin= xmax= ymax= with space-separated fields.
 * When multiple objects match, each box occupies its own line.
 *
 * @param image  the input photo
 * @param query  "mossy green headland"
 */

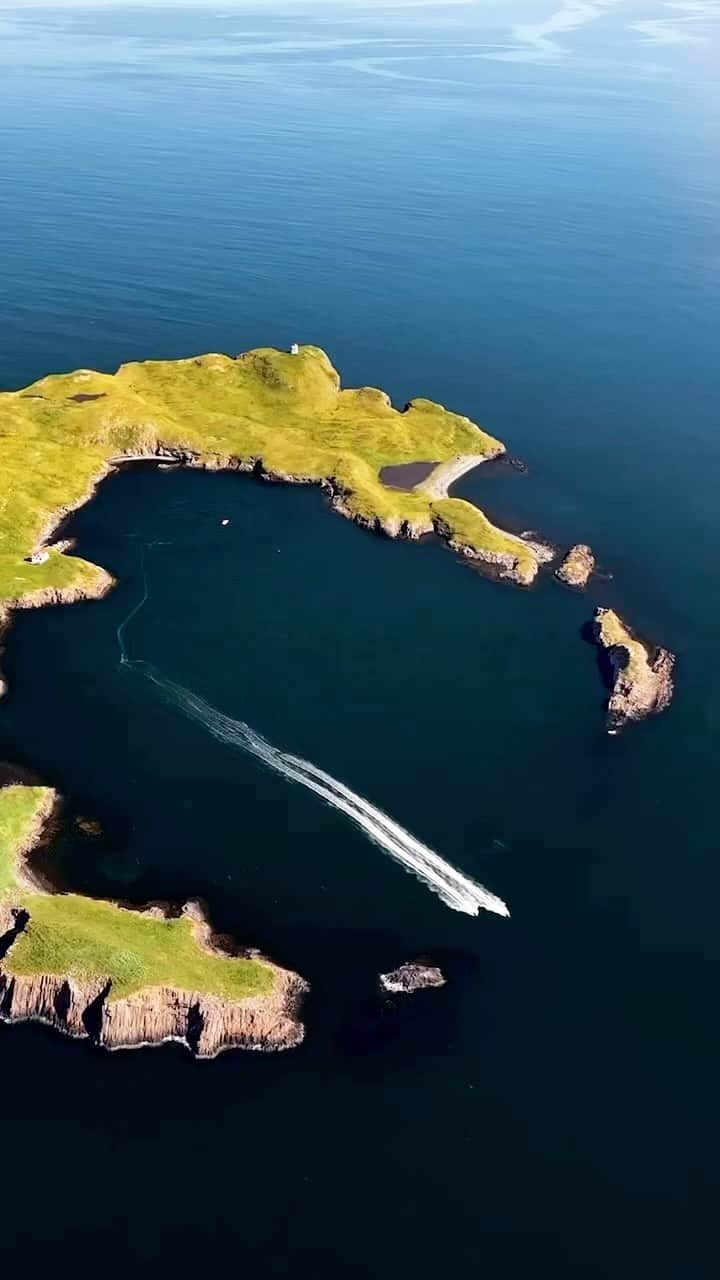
xmin=0 ymin=344 xmax=543 ymax=633
xmin=0 ymin=784 xmax=306 ymax=1056
xmin=0 ymin=345 xmax=555 ymax=1056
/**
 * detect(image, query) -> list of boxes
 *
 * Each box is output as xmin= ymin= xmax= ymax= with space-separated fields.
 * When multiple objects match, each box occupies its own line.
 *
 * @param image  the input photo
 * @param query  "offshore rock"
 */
xmin=592 ymin=606 xmax=675 ymax=732
xmin=556 ymin=543 xmax=595 ymax=588
xmin=379 ymin=962 xmax=446 ymax=995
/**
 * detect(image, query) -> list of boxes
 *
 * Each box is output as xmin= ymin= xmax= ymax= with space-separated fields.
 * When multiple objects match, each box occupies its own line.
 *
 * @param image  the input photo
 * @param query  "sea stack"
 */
xmin=379 ymin=962 xmax=446 ymax=995
xmin=556 ymin=543 xmax=595 ymax=588
xmin=592 ymin=607 xmax=675 ymax=732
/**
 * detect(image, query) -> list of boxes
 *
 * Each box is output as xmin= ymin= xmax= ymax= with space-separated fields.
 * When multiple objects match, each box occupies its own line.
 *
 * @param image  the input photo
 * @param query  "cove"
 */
xmin=0 ymin=453 xmax=715 ymax=1275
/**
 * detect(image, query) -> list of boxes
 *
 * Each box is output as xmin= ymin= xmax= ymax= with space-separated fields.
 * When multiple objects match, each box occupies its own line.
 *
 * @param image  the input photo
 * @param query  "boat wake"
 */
xmin=117 ymin=544 xmax=149 ymax=666
xmin=117 ymin=554 xmax=509 ymax=918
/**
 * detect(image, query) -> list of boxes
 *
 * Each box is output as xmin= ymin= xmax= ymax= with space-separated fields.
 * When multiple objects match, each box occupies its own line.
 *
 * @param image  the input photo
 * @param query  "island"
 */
xmin=0 ymin=344 xmax=551 ymax=661
xmin=555 ymin=543 xmax=595 ymax=588
xmin=0 ymin=784 xmax=307 ymax=1056
xmin=2 ymin=343 xmax=544 ymax=1056
xmin=592 ymin=607 xmax=675 ymax=732
xmin=0 ymin=344 xmax=677 ymax=1057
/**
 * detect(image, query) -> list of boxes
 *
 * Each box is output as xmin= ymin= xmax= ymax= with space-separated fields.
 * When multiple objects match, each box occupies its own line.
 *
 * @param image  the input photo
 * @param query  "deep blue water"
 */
xmin=1 ymin=4 xmax=719 ymax=1276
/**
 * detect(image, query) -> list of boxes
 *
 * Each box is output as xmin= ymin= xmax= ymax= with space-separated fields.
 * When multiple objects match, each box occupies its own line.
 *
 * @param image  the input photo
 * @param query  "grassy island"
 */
xmin=0 ymin=785 xmax=306 ymax=1056
xmin=0 ymin=345 xmax=548 ymax=1056
xmin=0 ymin=345 xmax=543 ymax=623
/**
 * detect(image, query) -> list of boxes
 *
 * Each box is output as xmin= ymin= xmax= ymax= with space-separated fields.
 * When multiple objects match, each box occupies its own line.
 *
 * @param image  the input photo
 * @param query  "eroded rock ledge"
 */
xmin=592 ymin=607 xmax=675 ymax=733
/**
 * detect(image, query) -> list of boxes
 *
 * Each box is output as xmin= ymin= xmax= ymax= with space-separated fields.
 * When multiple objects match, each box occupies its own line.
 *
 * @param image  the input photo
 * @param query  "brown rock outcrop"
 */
xmin=592 ymin=607 xmax=675 ymax=732
xmin=379 ymin=962 xmax=446 ymax=994
xmin=556 ymin=544 xmax=595 ymax=588
xmin=435 ymin=525 xmax=540 ymax=586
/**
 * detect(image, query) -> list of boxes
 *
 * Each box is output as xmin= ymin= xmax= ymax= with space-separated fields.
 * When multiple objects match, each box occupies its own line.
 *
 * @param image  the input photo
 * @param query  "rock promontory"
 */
xmin=592 ymin=607 xmax=675 ymax=732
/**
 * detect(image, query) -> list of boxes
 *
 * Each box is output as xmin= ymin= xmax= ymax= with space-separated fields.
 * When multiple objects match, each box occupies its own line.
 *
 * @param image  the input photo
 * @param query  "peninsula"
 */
xmin=1 ymin=344 xmax=535 ymax=1057
xmin=0 ymin=784 xmax=307 ymax=1056
xmin=0 ymin=345 xmax=674 ymax=1057
xmin=0 ymin=343 xmax=546 ymax=659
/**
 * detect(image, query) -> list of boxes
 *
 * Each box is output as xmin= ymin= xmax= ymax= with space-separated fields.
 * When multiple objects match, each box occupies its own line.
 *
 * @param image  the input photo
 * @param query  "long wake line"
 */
xmin=117 ymin=542 xmax=149 ymax=666
xmin=117 ymin=555 xmax=509 ymax=918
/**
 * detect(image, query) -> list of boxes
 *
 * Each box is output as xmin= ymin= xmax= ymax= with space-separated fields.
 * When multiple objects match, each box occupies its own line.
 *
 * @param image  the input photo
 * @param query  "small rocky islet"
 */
xmin=0 ymin=344 xmax=675 ymax=1057
xmin=379 ymin=963 xmax=447 ymax=994
xmin=555 ymin=543 xmax=596 ymax=588
xmin=591 ymin=607 xmax=675 ymax=733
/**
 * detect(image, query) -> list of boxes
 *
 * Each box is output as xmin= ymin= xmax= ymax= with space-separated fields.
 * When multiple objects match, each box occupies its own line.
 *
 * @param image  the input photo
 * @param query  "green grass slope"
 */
xmin=0 ymin=784 xmax=272 ymax=1002
xmin=0 ymin=344 xmax=533 ymax=609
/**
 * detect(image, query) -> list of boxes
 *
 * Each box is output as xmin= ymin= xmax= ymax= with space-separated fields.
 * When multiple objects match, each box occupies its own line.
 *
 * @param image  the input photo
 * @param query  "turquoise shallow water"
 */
xmin=1 ymin=4 xmax=719 ymax=1276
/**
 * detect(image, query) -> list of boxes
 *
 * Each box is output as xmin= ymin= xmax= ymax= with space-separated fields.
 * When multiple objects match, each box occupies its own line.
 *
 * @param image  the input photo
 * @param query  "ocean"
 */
xmin=0 ymin=3 xmax=719 ymax=1275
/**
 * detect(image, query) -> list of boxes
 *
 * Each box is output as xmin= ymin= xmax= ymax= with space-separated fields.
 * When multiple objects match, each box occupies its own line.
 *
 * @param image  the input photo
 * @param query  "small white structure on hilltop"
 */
xmin=27 ymin=551 xmax=49 ymax=565
xmin=290 ymin=343 xmax=300 ymax=355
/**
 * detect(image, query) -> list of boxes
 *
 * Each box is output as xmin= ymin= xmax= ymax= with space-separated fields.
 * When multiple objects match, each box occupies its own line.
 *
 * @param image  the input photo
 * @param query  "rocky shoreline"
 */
xmin=0 ymin=957 xmax=308 ymax=1058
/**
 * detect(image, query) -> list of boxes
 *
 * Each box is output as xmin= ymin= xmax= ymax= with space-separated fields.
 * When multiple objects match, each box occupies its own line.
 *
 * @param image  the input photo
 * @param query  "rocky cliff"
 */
xmin=0 ymin=789 xmax=308 ymax=1060
xmin=99 ymin=970 xmax=307 ymax=1057
xmin=0 ymin=900 xmax=308 ymax=1058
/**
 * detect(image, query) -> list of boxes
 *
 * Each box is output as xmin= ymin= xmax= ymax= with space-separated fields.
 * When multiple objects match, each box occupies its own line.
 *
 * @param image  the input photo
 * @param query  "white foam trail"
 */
xmin=117 ymin=545 xmax=148 ymax=666
xmin=136 ymin=664 xmax=509 ymax=919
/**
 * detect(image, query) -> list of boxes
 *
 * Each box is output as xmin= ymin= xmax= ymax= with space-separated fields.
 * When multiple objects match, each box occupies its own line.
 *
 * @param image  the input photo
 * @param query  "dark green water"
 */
xmin=1 ymin=3 xmax=719 ymax=1275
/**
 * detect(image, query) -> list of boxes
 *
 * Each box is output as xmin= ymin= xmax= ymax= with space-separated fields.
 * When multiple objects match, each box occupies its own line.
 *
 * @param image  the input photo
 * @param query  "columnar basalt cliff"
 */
xmin=592 ymin=607 xmax=675 ymax=732
xmin=0 ymin=786 xmax=307 ymax=1057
